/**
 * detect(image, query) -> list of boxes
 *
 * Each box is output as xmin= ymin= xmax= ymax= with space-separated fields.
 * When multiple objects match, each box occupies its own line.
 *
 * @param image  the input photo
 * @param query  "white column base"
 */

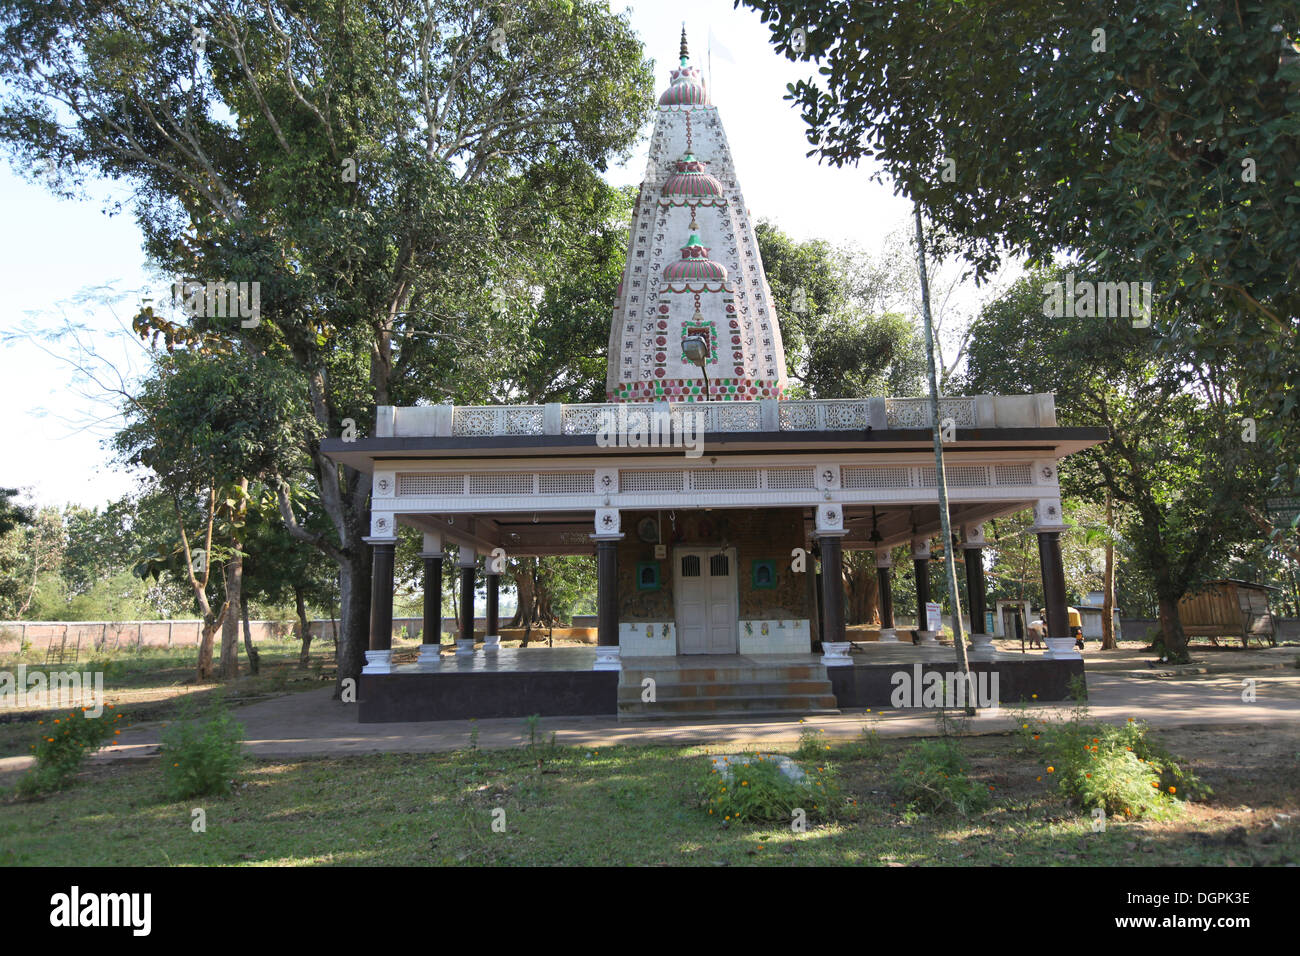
xmin=482 ymin=635 xmax=501 ymax=652
xmin=362 ymin=650 xmax=393 ymax=674
xmin=916 ymin=630 xmax=940 ymax=645
xmin=1045 ymin=637 xmax=1083 ymax=660
xmin=455 ymin=638 xmax=476 ymax=656
xmin=416 ymin=644 xmax=442 ymax=671
xmin=593 ymin=645 xmax=622 ymax=671
xmin=877 ymin=627 xmax=900 ymax=643
xmin=967 ymin=633 xmax=997 ymax=659
xmin=820 ymin=641 xmax=853 ymax=666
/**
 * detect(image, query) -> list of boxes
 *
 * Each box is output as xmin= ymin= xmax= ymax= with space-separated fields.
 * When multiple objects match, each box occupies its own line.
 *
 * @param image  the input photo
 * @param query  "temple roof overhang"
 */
xmin=322 ymin=426 xmax=1108 ymax=472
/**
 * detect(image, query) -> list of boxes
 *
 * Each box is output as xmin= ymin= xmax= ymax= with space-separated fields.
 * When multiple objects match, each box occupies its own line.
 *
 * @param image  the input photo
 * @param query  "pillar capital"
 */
xmin=420 ymin=531 xmax=444 ymax=558
xmin=875 ymin=549 xmax=892 ymax=569
xmin=962 ymin=524 xmax=986 ymax=548
xmin=911 ymin=536 xmax=931 ymax=560
xmin=1031 ymin=498 xmax=1068 ymax=532
xmin=457 ymin=546 xmax=478 ymax=569
xmin=594 ymin=508 xmax=622 ymax=538
xmin=814 ymin=504 xmax=844 ymax=534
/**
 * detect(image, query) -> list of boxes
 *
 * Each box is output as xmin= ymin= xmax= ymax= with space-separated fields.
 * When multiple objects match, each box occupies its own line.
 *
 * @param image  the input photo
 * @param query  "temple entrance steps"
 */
xmin=617 ymin=656 xmax=840 ymax=720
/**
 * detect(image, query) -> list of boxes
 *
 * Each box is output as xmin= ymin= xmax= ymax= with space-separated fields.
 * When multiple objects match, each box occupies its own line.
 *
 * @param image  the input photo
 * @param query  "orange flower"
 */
xmin=1046 ymin=766 xmax=1055 ymax=773
xmin=1168 ymin=786 xmax=1176 ymax=794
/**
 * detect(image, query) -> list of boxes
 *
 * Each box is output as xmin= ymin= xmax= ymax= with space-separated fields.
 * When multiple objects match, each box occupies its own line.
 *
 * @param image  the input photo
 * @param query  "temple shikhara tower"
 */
xmin=325 ymin=31 xmax=1106 ymax=724
xmin=607 ymin=30 xmax=787 ymax=403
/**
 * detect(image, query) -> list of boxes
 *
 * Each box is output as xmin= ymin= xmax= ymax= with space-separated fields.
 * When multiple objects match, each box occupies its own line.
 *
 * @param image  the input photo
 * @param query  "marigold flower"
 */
xmin=1047 ymin=766 xmax=1055 ymax=773
xmin=1168 ymin=786 xmax=1176 ymax=794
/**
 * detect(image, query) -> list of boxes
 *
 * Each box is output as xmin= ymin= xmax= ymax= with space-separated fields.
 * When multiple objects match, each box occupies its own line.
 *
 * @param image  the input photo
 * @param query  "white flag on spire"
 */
xmin=708 ymin=26 xmax=735 ymax=64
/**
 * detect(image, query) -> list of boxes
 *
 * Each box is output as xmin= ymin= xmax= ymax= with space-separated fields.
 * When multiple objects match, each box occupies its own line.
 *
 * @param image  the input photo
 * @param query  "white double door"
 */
xmin=674 ymin=547 xmax=738 ymax=655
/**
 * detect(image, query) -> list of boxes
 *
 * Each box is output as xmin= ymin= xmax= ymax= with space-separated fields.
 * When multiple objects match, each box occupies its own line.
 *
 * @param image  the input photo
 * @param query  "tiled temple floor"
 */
xmin=388 ymin=643 xmax=1034 ymax=673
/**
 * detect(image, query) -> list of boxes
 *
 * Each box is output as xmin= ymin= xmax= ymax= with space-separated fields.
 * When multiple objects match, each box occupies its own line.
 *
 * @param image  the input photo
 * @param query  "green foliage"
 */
xmin=1028 ymin=714 xmax=1209 ymax=820
xmin=700 ymin=754 xmax=839 ymax=824
xmin=755 ymin=220 xmax=926 ymax=398
xmin=967 ymin=267 xmax=1273 ymax=656
xmin=0 ymin=488 xmax=33 ymax=536
xmin=746 ymin=0 xmax=1299 ymax=487
xmin=794 ymin=724 xmax=832 ymax=760
xmin=891 ymin=739 xmax=991 ymax=816
xmin=160 ymin=701 xmax=245 ymax=799
xmin=18 ymin=707 xmax=121 ymax=796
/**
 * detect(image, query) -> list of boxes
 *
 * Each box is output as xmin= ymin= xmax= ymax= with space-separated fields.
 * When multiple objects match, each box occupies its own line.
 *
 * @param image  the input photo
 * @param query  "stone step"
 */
xmin=617 ymin=679 xmax=834 ymax=701
xmin=621 ymin=665 xmax=824 ymax=683
xmin=618 ymin=694 xmax=840 ymax=718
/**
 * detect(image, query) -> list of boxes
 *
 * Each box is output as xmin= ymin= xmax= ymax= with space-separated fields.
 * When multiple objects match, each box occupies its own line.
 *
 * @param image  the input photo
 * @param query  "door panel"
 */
xmin=676 ymin=547 xmax=737 ymax=654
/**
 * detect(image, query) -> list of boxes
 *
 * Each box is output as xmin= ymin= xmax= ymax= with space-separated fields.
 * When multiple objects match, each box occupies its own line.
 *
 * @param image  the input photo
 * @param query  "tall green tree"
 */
xmin=756 ymin=221 xmax=926 ymax=399
xmin=967 ymin=267 xmax=1272 ymax=660
xmin=744 ymin=1 xmax=1299 ymax=484
xmin=0 ymin=0 xmax=655 ymax=686
xmin=115 ymin=348 xmax=310 ymax=679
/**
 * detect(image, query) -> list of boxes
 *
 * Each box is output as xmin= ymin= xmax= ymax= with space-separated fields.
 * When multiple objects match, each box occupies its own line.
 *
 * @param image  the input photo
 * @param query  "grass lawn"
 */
xmin=0 ymin=641 xmax=334 ymax=759
xmin=2 ymin=725 xmax=1296 ymax=866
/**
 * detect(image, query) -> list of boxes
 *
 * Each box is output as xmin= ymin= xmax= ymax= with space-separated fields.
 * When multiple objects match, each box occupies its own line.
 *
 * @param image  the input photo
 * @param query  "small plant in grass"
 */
xmin=891 ymin=738 xmax=990 ymax=816
xmin=794 ymin=723 xmax=830 ymax=760
xmin=846 ymin=711 xmax=885 ymax=760
xmin=160 ymin=700 xmax=244 ymax=800
xmin=699 ymin=753 xmax=840 ymax=824
xmin=523 ymin=713 xmax=541 ymax=748
xmin=18 ymin=706 xmax=122 ymax=796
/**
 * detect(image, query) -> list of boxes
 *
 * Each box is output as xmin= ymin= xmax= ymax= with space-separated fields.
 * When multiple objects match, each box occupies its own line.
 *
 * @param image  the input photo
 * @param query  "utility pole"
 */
xmin=913 ymin=203 xmax=974 ymax=714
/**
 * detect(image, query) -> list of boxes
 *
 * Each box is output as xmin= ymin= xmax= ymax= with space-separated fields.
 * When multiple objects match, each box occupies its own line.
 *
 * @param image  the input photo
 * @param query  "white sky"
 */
xmin=0 ymin=0 xmax=920 ymax=511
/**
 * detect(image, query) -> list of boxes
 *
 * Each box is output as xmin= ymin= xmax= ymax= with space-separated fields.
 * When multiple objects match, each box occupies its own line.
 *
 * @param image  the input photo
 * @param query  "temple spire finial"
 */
xmin=680 ymin=24 xmax=689 ymax=65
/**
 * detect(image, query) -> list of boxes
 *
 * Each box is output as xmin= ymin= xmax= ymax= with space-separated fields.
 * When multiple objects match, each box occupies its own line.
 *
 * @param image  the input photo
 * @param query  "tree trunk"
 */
xmin=1101 ymin=497 xmax=1117 ymax=650
xmin=296 ymin=585 xmax=313 ymax=666
xmin=1157 ymin=594 xmax=1190 ymax=662
xmin=240 ymin=591 xmax=259 ymax=675
xmin=336 ymin=550 xmax=372 ymax=696
xmin=219 ymin=550 xmax=242 ymax=680
xmin=196 ymin=616 xmax=222 ymax=682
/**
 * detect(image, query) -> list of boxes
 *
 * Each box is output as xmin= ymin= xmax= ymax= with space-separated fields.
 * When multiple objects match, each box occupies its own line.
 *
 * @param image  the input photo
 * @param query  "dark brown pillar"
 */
xmin=486 ymin=571 xmax=500 ymax=636
xmin=596 ymin=538 xmax=619 ymax=646
xmin=914 ymin=556 xmax=931 ymax=636
xmin=459 ymin=563 xmax=476 ymax=647
xmin=1037 ymin=530 xmax=1068 ymax=640
xmin=877 ymin=561 xmax=894 ymax=628
xmin=964 ymin=546 xmax=987 ymax=634
xmin=369 ymin=541 xmax=395 ymax=652
xmin=818 ymin=535 xmax=845 ymax=645
xmin=422 ymin=554 xmax=443 ymax=645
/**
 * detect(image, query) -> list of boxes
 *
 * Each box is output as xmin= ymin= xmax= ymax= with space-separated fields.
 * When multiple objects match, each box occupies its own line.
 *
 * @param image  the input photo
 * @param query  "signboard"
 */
xmin=926 ymin=601 xmax=943 ymax=633
xmin=1266 ymin=497 xmax=1300 ymax=527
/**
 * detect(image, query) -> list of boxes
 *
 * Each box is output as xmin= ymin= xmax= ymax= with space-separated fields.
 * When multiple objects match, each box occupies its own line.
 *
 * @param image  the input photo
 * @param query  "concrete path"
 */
xmin=0 ymin=664 xmax=1267 ymax=771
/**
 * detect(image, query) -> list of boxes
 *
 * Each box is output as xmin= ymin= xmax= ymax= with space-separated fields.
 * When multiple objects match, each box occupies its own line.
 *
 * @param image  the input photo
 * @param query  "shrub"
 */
xmin=891 ymin=738 xmax=990 ymax=815
xmin=160 ymin=701 xmax=245 ymax=799
xmin=700 ymin=753 xmax=840 ymax=824
xmin=18 ymin=706 xmax=122 ymax=795
xmin=1033 ymin=717 xmax=1209 ymax=818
